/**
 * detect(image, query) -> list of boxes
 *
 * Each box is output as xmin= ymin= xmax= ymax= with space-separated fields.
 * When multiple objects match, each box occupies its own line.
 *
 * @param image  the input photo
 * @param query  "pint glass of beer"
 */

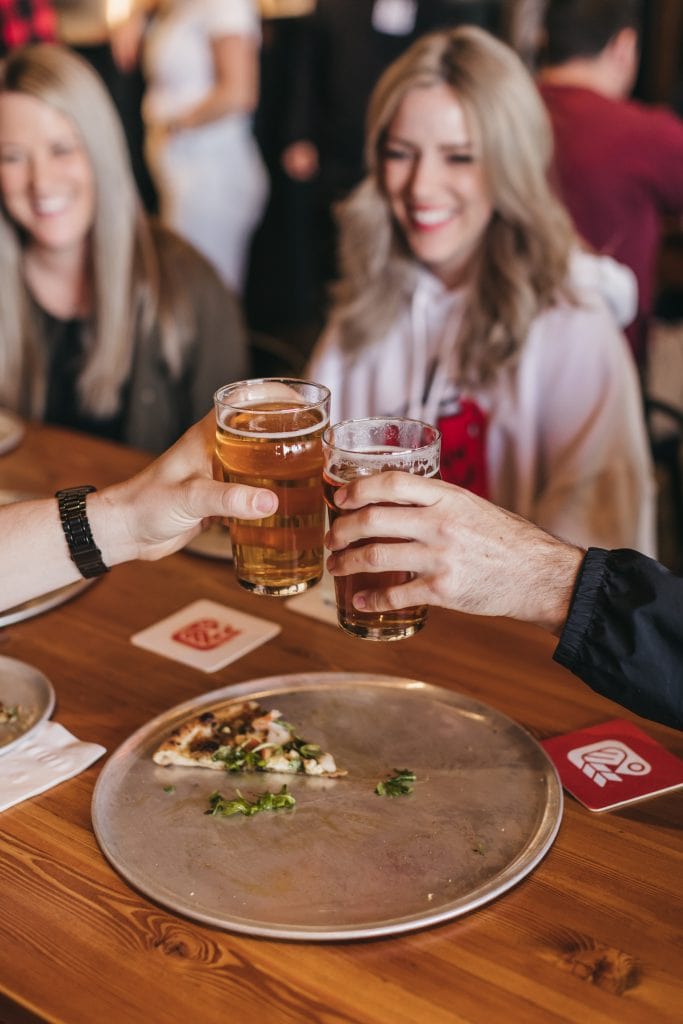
xmin=322 ymin=417 xmax=441 ymax=640
xmin=214 ymin=378 xmax=331 ymax=596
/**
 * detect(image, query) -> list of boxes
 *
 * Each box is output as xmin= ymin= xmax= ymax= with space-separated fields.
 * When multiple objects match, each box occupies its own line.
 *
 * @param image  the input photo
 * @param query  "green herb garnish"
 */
xmin=211 ymin=744 xmax=269 ymax=772
xmin=205 ymin=785 xmax=296 ymax=817
xmin=294 ymin=741 xmax=322 ymax=759
xmin=163 ymin=785 xmax=175 ymax=794
xmin=210 ymin=732 xmax=324 ymax=774
xmin=375 ymin=769 xmax=416 ymax=797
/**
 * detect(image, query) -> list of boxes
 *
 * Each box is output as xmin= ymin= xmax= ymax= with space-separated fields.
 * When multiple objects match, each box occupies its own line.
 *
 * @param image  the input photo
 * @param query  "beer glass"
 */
xmin=322 ymin=417 xmax=441 ymax=640
xmin=214 ymin=379 xmax=330 ymax=596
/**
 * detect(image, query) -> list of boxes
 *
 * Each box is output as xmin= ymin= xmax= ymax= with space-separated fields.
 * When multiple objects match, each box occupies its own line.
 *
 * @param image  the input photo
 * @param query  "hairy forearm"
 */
xmin=512 ymin=534 xmax=585 ymax=635
xmin=429 ymin=520 xmax=584 ymax=633
xmin=325 ymin=473 xmax=585 ymax=633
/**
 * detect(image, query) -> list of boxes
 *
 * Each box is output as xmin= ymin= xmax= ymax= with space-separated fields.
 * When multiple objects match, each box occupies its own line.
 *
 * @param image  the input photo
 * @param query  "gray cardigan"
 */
xmin=30 ymin=225 xmax=249 ymax=453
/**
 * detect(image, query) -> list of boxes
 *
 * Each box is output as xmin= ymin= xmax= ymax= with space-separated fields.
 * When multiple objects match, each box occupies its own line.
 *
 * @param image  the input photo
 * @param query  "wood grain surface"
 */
xmin=0 ymin=423 xmax=681 ymax=1024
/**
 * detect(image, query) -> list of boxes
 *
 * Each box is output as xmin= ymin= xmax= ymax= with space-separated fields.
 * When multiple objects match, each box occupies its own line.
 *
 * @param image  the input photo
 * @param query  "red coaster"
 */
xmin=541 ymin=718 xmax=683 ymax=812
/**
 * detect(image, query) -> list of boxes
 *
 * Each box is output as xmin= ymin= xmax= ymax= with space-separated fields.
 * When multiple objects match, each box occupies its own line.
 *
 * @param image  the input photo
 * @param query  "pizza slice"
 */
xmin=0 ymin=701 xmax=20 ymax=725
xmin=152 ymin=700 xmax=346 ymax=777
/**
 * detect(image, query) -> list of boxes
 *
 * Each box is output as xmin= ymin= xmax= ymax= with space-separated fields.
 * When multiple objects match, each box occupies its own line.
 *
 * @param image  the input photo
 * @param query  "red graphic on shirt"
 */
xmin=172 ymin=618 xmax=242 ymax=650
xmin=437 ymin=398 xmax=489 ymax=497
xmin=382 ymin=423 xmax=400 ymax=447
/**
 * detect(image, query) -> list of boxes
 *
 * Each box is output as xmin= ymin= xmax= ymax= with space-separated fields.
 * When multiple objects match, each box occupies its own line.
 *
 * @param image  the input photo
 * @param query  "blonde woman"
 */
xmin=308 ymin=25 xmax=655 ymax=554
xmin=0 ymin=44 xmax=247 ymax=453
xmin=143 ymin=0 xmax=268 ymax=293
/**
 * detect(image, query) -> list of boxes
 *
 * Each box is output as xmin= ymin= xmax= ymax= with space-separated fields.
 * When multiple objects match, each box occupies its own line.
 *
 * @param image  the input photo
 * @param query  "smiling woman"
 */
xmin=307 ymin=25 xmax=656 ymax=556
xmin=0 ymin=44 xmax=248 ymax=453
xmin=380 ymin=81 xmax=493 ymax=290
xmin=0 ymin=92 xmax=95 ymax=312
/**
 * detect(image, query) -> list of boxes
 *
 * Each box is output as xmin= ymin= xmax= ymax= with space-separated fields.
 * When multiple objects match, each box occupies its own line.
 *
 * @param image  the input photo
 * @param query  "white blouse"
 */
xmin=143 ymin=0 xmax=260 ymax=125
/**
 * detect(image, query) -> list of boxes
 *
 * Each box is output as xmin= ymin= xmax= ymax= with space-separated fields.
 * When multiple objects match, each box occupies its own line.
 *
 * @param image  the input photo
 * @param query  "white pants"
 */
xmin=147 ymin=117 xmax=269 ymax=294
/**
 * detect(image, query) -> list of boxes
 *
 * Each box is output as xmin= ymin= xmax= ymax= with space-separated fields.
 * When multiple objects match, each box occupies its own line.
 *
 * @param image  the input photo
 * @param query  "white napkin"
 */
xmin=0 ymin=721 xmax=106 ymax=812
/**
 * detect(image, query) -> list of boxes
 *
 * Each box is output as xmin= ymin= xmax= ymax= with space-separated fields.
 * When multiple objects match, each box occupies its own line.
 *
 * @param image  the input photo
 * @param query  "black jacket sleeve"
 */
xmin=553 ymin=548 xmax=683 ymax=730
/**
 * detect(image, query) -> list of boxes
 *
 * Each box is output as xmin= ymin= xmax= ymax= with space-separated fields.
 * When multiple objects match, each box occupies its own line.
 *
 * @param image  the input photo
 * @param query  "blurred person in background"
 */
xmin=279 ymin=0 xmax=505 ymax=318
xmin=282 ymin=0 xmax=506 ymax=198
xmin=0 ymin=0 xmax=56 ymax=55
xmin=505 ymin=0 xmax=546 ymax=66
xmin=537 ymin=0 xmax=683 ymax=367
xmin=0 ymin=44 xmax=247 ymax=453
xmin=50 ymin=0 xmax=157 ymax=210
xmin=307 ymin=26 xmax=655 ymax=554
xmin=142 ymin=0 xmax=268 ymax=294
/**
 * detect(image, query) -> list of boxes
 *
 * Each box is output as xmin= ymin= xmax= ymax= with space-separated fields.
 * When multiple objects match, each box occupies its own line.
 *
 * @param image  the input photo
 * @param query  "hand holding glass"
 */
xmin=323 ymin=417 xmax=441 ymax=640
xmin=214 ymin=379 xmax=330 ymax=596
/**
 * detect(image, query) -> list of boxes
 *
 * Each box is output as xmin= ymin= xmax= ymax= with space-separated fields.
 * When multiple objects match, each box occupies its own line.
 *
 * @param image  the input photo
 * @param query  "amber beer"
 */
xmin=214 ymin=380 xmax=330 ymax=596
xmin=322 ymin=418 xmax=441 ymax=640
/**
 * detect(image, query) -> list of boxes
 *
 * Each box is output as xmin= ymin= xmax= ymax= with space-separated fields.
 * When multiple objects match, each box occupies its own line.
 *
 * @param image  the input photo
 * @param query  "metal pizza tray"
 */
xmin=0 ymin=655 xmax=56 ymax=755
xmin=91 ymin=672 xmax=562 ymax=941
xmin=0 ymin=490 xmax=95 ymax=628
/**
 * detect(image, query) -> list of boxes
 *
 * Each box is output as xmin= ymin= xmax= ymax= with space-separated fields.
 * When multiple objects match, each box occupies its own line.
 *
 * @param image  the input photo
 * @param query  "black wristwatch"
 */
xmin=55 ymin=485 xmax=110 ymax=579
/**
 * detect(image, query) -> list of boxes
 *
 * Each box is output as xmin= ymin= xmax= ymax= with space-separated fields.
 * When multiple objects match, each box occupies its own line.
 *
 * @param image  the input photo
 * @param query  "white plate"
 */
xmin=0 ymin=409 xmax=25 ymax=456
xmin=0 ymin=578 xmax=95 ymax=628
xmin=0 ymin=655 xmax=56 ymax=756
xmin=183 ymin=521 xmax=233 ymax=561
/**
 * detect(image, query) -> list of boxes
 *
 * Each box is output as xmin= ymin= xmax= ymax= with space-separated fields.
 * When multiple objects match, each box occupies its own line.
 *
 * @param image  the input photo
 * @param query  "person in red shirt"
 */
xmin=537 ymin=0 xmax=683 ymax=366
xmin=0 ymin=0 xmax=56 ymax=55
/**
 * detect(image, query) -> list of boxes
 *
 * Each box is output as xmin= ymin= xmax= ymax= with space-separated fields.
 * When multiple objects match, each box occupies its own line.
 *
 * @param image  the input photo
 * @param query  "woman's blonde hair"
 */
xmin=333 ymin=26 xmax=578 ymax=385
xmin=0 ymin=44 xmax=184 ymax=416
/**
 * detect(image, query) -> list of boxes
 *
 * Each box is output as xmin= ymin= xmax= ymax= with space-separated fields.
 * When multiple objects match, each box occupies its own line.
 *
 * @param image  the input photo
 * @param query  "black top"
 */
xmin=554 ymin=547 xmax=683 ymax=730
xmin=42 ymin=312 xmax=125 ymax=441
xmin=20 ymin=224 xmax=248 ymax=454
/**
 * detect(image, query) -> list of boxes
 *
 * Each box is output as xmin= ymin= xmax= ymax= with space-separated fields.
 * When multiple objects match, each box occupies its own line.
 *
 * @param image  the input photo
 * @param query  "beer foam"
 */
xmin=324 ymin=450 xmax=440 ymax=484
xmin=220 ymin=422 xmax=326 ymax=439
xmin=217 ymin=406 xmax=328 ymax=439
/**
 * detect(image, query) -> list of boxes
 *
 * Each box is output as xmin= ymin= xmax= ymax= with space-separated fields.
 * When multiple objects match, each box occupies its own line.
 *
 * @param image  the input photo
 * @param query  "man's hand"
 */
xmin=325 ymin=472 xmax=583 ymax=634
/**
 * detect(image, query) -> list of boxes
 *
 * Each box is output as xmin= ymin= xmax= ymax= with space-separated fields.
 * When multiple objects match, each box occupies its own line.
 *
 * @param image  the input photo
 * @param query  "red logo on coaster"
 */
xmin=172 ymin=618 xmax=241 ymax=650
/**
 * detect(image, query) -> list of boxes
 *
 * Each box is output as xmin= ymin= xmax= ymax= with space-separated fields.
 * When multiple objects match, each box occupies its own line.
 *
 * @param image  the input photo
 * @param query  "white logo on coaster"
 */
xmin=372 ymin=0 xmax=417 ymax=36
xmin=567 ymin=740 xmax=651 ymax=788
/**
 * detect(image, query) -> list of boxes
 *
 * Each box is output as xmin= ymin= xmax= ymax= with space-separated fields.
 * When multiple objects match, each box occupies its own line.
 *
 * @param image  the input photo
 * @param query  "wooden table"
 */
xmin=1 ymin=424 xmax=681 ymax=1024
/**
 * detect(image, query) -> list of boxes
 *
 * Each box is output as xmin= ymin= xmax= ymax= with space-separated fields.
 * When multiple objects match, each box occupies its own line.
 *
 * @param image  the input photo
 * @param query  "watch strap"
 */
xmin=55 ymin=486 xmax=110 ymax=579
